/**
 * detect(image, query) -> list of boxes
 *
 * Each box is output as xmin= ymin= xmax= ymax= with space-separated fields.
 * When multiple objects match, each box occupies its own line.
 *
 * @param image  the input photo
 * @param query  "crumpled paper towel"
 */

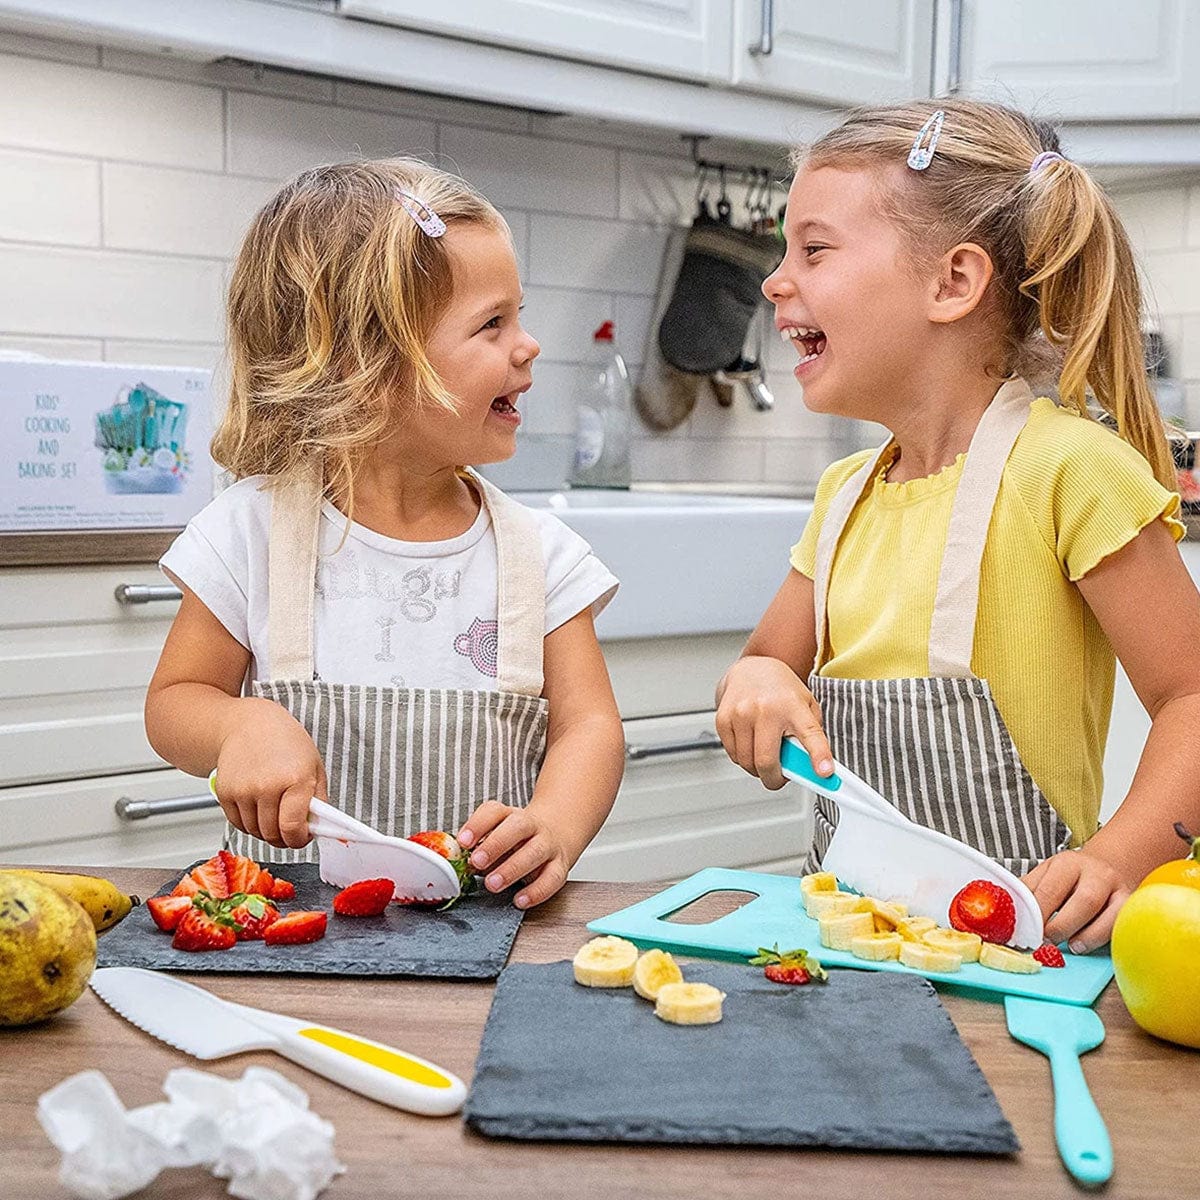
xmin=37 ymin=1066 xmax=345 ymax=1200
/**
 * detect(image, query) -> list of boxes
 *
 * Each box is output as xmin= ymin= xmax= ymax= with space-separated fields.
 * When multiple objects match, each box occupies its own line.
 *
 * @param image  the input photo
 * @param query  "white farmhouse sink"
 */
xmin=510 ymin=488 xmax=813 ymax=640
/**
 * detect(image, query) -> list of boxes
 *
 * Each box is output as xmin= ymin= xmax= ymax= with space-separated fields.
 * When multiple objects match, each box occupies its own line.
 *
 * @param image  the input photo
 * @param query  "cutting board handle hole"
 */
xmin=660 ymin=889 xmax=759 ymax=925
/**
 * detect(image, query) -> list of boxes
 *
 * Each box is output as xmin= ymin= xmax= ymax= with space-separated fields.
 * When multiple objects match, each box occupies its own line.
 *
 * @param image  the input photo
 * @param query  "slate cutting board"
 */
xmin=465 ymin=961 xmax=1019 ymax=1153
xmin=97 ymin=863 xmax=523 ymax=979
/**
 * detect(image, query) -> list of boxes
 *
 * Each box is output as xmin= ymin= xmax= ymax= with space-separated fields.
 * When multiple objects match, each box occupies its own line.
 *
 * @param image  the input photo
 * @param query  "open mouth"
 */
xmin=780 ymin=325 xmax=827 ymax=366
xmin=490 ymin=394 xmax=519 ymax=416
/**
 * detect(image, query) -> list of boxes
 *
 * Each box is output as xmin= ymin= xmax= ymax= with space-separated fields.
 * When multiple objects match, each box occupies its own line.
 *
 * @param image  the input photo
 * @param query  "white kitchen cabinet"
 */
xmin=339 ymin=0 xmax=734 ymax=83
xmin=950 ymin=0 xmax=1200 ymax=121
xmin=732 ymin=0 xmax=934 ymax=105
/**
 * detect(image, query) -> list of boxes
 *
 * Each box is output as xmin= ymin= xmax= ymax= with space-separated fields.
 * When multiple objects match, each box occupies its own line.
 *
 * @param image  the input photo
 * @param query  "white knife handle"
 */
xmin=233 ymin=1005 xmax=466 ymax=1116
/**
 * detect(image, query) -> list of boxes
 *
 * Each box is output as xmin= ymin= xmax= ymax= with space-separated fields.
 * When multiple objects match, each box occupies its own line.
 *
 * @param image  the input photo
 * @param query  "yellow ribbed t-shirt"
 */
xmin=791 ymin=398 xmax=1183 ymax=845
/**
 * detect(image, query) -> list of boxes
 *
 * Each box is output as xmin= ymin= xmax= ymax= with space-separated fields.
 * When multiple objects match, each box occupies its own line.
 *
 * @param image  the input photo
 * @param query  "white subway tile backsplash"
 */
xmin=1112 ymin=187 xmax=1188 ymax=254
xmin=529 ymin=214 xmax=668 ymax=295
xmin=226 ymin=92 xmax=435 ymax=180
xmin=0 ymin=54 xmax=223 ymax=168
xmin=631 ymin=436 xmax=764 ymax=482
xmin=440 ymin=124 xmax=617 ymax=219
xmin=1141 ymin=249 xmax=1200 ymax=315
xmin=335 ymin=81 xmax=532 ymax=134
xmin=763 ymin=437 xmax=855 ymax=491
xmin=102 ymin=163 xmax=276 ymax=258
xmin=521 ymin=287 xmax=613 ymax=364
xmin=0 ymin=148 xmax=100 ymax=246
xmin=613 ymin=293 xmax=656 ymax=368
xmin=521 ymin=361 xmax=582 ymax=437
xmin=0 ymin=244 xmax=223 ymax=342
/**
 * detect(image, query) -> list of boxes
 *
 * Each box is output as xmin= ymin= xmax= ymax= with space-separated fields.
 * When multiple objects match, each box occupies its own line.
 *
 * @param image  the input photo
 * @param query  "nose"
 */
xmin=762 ymin=261 xmax=792 ymax=304
xmin=515 ymin=326 xmax=540 ymax=365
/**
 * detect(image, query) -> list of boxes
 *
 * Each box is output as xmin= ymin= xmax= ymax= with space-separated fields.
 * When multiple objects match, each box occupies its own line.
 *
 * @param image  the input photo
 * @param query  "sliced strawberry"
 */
xmin=270 ymin=877 xmax=296 ymax=901
xmin=1033 ymin=943 xmax=1066 ymax=968
xmin=408 ymin=830 xmax=474 ymax=903
xmin=227 ymin=895 xmax=280 ymax=941
xmin=949 ymin=880 xmax=1017 ymax=944
xmin=170 ymin=873 xmax=202 ymax=898
xmin=263 ymin=910 xmax=327 ymax=945
xmin=185 ymin=854 xmax=231 ymax=900
xmin=219 ymin=851 xmax=274 ymax=897
xmin=749 ymin=944 xmax=828 ymax=985
xmin=172 ymin=907 xmax=237 ymax=951
xmin=146 ymin=894 xmax=194 ymax=932
xmin=333 ymin=878 xmax=395 ymax=917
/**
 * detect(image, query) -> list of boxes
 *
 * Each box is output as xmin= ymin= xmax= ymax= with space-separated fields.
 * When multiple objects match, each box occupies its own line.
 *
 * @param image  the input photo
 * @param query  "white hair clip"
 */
xmin=907 ymin=109 xmax=945 ymax=172
xmin=1029 ymin=151 xmax=1066 ymax=175
xmin=396 ymin=188 xmax=446 ymax=238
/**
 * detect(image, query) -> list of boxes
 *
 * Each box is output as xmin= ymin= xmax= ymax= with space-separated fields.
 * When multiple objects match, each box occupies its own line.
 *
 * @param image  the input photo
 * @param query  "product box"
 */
xmin=0 ymin=358 xmax=214 ymax=531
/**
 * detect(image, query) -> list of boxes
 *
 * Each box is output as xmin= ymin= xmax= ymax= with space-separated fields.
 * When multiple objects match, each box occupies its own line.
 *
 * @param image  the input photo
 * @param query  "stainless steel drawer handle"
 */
xmin=626 ymin=732 xmax=724 ymax=761
xmin=115 ymin=794 xmax=221 ymax=821
xmin=749 ymin=0 xmax=774 ymax=56
xmin=114 ymin=583 xmax=183 ymax=605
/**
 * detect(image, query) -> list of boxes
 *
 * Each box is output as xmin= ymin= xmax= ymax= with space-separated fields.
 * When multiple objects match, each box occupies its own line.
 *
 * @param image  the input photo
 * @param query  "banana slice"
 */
xmin=979 ymin=943 xmax=1043 ymax=975
xmin=654 ymin=981 xmax=725 ymax=1025
xmin=632 ymin=948 xmax=684 ymax=1000
xmin=923 ymin=927 xmax=983 ymax=964
xmin=818 ymin=910 xmax=876 ymax=951
xmin=573 ymin=936 xmax=639 ymax=987
xmin=850 ymin=931 xmax=902 ymax=962
xmin=895 ymin=916 xmax=938 ymax=942
xmin=805 ymin=892 xmax=872 ymax=919
xmin=868 ymin=899 xmax=908 ymax=932
xmin=899 ymin=941 xmax=962 ymax=973
xmin=799 ymin=871 xmax=839 ymax=896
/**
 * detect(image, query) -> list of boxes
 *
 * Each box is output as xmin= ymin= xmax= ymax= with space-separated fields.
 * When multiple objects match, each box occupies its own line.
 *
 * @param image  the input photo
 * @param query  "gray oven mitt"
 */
xmin=657 ymin=214 xmax=783 ymax=375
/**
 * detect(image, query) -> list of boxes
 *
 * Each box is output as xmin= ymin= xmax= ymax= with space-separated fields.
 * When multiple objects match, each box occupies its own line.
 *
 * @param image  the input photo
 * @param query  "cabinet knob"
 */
xmin=625 ymin=731 xmax=724 ymax=761
xmin=114 ymin=583 xmax=183 ymax=605
xmin=749 ymin=0 xmax=774 ymax=57
xmin=115 ymin=793 xmax=220 ymax=820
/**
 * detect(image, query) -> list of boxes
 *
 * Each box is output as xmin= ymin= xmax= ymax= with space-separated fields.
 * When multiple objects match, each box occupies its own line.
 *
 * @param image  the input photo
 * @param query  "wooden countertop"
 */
xmin=3 ymin=867 xmax=1195 ymax=1200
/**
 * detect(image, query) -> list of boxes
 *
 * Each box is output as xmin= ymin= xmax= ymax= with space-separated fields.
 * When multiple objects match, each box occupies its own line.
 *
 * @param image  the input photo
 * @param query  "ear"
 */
xmin=928 ymin=242 xmax=993 ymax=324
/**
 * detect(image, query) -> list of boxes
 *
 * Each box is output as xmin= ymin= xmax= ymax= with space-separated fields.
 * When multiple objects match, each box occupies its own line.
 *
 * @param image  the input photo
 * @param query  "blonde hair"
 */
xmin=799 ymin=99 xmax=1175 ymax=489
xmin=213 ymin=157 xmax=507 ymax=505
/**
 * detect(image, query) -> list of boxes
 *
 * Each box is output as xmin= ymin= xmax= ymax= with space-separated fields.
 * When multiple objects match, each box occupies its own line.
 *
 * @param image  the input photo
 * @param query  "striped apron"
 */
xmin=804 ymin=377 xmax=1071 ymax=876
xmin=226 ymin=465 xmax=550 ymax=864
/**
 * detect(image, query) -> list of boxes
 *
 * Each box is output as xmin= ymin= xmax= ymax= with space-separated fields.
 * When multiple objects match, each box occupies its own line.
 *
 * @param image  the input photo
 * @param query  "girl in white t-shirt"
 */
xmin=146 ymin=158 xmax=624 ymax=909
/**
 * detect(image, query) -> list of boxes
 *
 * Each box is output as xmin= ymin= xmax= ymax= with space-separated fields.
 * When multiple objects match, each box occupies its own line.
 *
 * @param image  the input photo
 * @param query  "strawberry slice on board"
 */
xmin=170 ymin=853 xmax=231 ymax=900
xmin=270 ymin=877 xmax=296 ymax=901
xmin=263 ymin=910 xmax=328 ymax=946
xmin=333 ymin=878 xmax=395 ymax=917
xmin=949 ymin=879 xmax=1018 ymax=945
xmin=219 ymin=850 xmax=275 ymax=897
xmin=146 ymin=894 xmax=195 ymax=932
xmin=172 ymin=907 xmax=237 ymax=952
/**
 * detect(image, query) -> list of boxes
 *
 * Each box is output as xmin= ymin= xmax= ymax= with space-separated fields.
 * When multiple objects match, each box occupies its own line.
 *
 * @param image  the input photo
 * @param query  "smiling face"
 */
xmin=763 ymin=164 xmax=938 ymax=421
xmin=411 ymin=221 xmax=540 ymax=467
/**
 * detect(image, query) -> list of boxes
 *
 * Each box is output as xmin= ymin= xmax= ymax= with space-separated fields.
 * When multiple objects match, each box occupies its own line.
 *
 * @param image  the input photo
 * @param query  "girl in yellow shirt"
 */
xmin=716 ymin=99 xmax=1200 ymax=955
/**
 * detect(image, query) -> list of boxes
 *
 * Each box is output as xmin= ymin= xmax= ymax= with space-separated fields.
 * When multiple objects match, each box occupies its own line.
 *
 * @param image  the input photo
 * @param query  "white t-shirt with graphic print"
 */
xmin=160 ymin=475 xmax=619 ymax=689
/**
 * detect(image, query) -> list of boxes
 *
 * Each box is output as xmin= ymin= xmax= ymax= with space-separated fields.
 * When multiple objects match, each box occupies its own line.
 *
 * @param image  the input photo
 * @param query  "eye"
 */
xmin=803 ymin=244 xmax=829 ymax=258
xmin=480 ymin=315 xmax=502 ymax=332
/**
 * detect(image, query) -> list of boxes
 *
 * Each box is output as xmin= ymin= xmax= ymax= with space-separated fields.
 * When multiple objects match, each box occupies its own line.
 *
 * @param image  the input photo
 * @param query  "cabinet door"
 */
xmin=339 ymin=0 xmax=733 ymax=83
xmin=731 ymin=0 xmax=934 ymax=105
xmin=957 ymin=0 xmax=1200 ymax=120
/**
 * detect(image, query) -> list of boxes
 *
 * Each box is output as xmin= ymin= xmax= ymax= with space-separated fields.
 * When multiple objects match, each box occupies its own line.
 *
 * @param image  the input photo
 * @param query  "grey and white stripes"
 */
xmin=226 ymin=682 xmax=549 ymax=864
xmin=805 ymin=673 xmax=1070 ymax=877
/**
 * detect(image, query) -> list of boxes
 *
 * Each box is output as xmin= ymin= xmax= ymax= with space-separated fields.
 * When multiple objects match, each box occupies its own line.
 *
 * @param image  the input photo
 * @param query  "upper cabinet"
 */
xmin=952 ymin=0 xmax=1200 ymax=120
xmin=338 ymin=0 xmax=734 ymax=83
xmin=731 ymin=0 xmax=934 ymax=107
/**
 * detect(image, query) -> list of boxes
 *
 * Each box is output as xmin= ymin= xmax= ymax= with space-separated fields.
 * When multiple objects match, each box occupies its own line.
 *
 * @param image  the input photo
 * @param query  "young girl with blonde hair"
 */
xmin=717 ymin=99 xmax=1200 ymax=952
xmin=146 ymin=159 xmax=624 ymax=908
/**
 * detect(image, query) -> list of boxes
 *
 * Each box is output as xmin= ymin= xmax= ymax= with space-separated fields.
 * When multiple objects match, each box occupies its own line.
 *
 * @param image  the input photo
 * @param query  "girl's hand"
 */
xmin=1022 ymin=848 xmax=1135 ymax=954
xmin=715 ymin=655 xmax=833 ymax=790
xmin=212 ymin=698 xmax=328 ymax=849
xmin=457 ymin=801 xmax=571 ymax=909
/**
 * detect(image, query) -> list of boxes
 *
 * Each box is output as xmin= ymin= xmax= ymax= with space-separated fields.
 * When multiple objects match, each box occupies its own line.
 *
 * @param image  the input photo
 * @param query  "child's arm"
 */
xmin=1027 ymin=519 xmax=1200 ymax=952
xmin=455 ymin=607 xmax=623 ymax=908
xmin=145 ymin=582 xmax=326 ymax=848
xmin=714 ymin=568 xmax=835 ymax=788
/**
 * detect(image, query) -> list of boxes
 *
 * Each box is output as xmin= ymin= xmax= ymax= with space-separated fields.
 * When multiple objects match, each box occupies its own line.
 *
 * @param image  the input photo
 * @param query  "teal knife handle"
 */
xmin=1048 ymin=1047 xmax=1113 ymax=1186
xmin=779 ymin=736 xmax=841 ymax=792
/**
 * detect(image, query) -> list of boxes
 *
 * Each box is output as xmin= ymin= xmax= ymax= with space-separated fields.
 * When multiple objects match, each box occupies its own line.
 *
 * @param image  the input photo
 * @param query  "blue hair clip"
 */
xmin=907 ymin=109 xmax=945 ymax=172
xmin=396 ymin=188 xmax=446 ymax=238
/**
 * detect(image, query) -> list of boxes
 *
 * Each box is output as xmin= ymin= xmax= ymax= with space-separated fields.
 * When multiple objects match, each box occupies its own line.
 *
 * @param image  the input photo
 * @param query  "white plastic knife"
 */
xmin=89 ymin=967 xmax=466 ymax=1116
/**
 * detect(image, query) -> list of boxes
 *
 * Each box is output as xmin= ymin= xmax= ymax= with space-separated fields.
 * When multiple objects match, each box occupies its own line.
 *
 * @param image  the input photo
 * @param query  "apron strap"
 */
xmin=266 ymin=463 xmax=546 ymax=695
xmin=465 ymin=469 xmax=546 ymax=697
xmin=267 ymin=458 xmax=323 ymax=680
xmin=928 ymin=376 xmax=1034 ymax=676
xmin=811 ymin=377 xmax=1034 ymax=677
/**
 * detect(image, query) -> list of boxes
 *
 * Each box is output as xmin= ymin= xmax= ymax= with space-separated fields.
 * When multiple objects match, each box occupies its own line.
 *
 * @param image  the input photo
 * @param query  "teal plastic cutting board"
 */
xmin=588 ymin=868 xmax=1114 ymax=1006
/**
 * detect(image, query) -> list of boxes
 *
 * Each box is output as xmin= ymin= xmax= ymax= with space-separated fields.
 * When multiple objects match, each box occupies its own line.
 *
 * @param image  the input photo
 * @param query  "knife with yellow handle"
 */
xmin=90 ymin=967 xmax=466 ymax=1115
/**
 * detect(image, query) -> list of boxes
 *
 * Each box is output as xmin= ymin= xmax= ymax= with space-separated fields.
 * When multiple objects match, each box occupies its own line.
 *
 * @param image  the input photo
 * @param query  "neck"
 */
xmin=334 ymin=454 xmax=479 ymax=541
xmin=883 ymin=367 xmax=1003 ymax=483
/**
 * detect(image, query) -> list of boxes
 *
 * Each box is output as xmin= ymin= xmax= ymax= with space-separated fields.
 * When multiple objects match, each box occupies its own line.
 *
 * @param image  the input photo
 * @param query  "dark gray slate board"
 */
xmin=97 ymin=863 xmax=523 ymax=979
xmin=465 ymin=961 xmax=1018 ymax=1153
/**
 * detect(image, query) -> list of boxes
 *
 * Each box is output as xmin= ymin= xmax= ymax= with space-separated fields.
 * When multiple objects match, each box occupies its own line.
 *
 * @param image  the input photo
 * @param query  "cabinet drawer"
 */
xmin=0 ymin=766 xmax=223 ymax=868
xmin=1 ymin=563 xmax=179 ymax=786
xmin=573 ymin=711 xmax=812 ymax=883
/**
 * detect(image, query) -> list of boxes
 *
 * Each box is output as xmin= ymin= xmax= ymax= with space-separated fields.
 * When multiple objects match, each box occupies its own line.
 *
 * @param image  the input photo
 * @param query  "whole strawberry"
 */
xmin=407 ymin=830 xmax=475 ymax=909
xmin=333 ymin=878 xmax=395 ymax=917
xmin=226 ymin=894 xmax=280 ymax=941
xmin=1033 ymin=943 xmax=1066 ymax=968
xmin=172 ymin=906 xmax=237 ymax=952
xmin=949 ymin=880 xmax=1017 ymax=944
xmin=749 ymin=944 xmax=828 ymax=985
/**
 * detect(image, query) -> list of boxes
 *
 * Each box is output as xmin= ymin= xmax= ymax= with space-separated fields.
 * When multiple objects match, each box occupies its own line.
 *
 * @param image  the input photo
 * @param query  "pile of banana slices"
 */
xmin=573 ymin=936 xmax=725 ymax=1025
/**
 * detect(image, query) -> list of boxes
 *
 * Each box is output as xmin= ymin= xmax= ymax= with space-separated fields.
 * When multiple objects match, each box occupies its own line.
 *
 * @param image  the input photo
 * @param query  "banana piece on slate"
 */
xmin=923 ymin=927 xmax=984 ymax=964
xmin=899 ymin=941 xmax=962 ymax=973
xmin=654 ymin=981 xmax=725 ymax=1025
xmin=632 ymin=949 xmax=684 ymax=1000
xmin=979 ymin=943 xmax=1043 ymax=974
xmin=1 ymin=869 xmax=136 ymax=931
xmin=573 ymin=936 xmax=639 ymax=987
